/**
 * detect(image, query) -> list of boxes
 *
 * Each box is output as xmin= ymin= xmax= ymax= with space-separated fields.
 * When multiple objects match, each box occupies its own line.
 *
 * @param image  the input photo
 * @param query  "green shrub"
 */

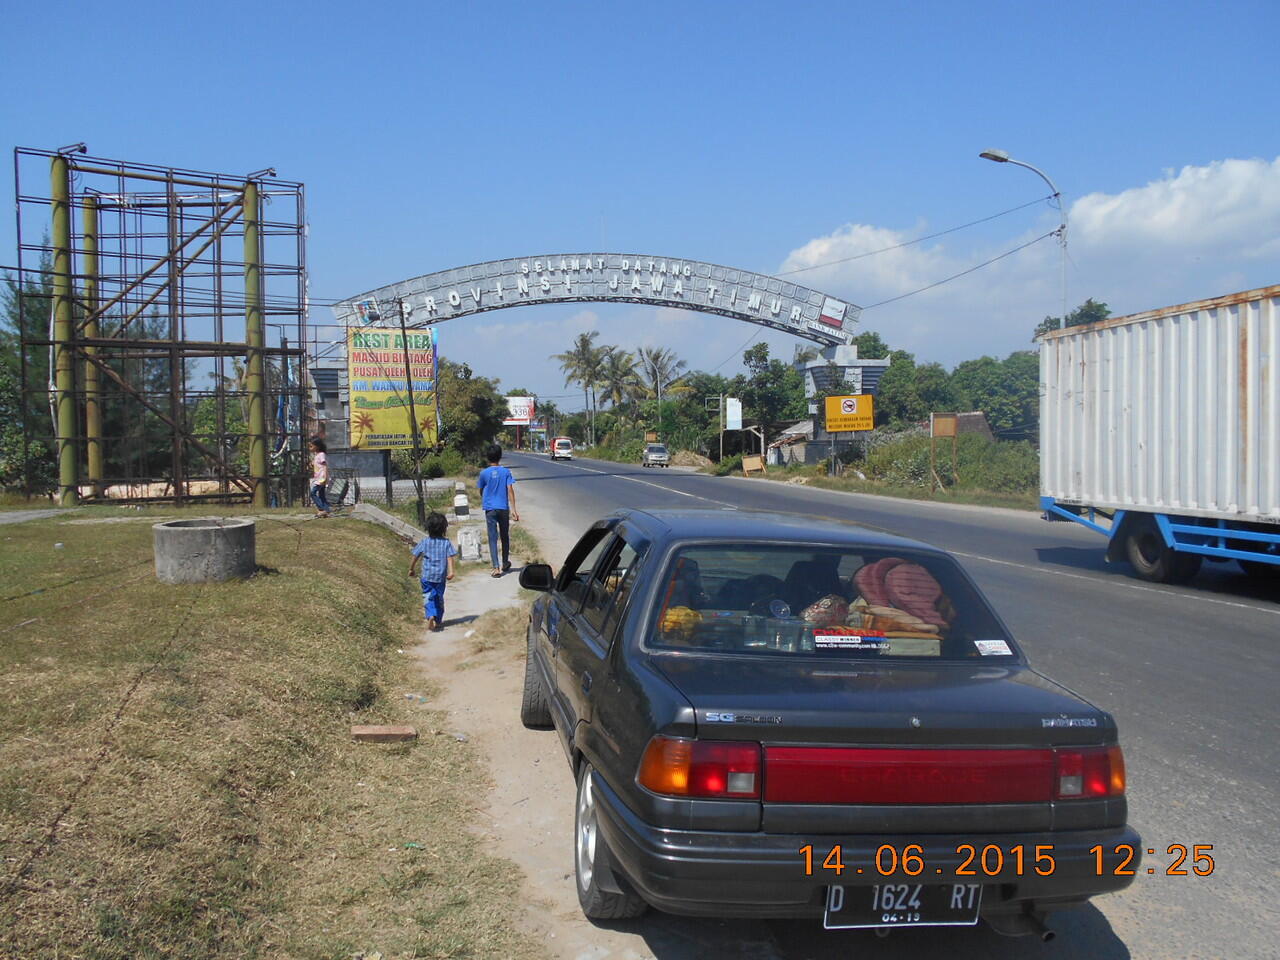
xmin=712 ymin=454 xmax=744 ymax=476
xmin=864 ymin=432 xmax=1038 ymax=492
xmin=391 ymin=446 xmax=472 ymax=480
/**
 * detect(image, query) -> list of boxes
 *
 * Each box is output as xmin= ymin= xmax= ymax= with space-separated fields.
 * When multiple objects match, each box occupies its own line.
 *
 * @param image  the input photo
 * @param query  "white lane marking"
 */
xmin=524 ymin=456 xmax=1280 ymax=619
xmin=537 ymin=458 xmax=725 ymax=504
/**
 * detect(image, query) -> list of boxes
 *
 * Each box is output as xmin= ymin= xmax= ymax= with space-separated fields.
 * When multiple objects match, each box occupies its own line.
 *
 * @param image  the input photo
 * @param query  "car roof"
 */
xmin=609 ymin=507 xmax=948 ymax=554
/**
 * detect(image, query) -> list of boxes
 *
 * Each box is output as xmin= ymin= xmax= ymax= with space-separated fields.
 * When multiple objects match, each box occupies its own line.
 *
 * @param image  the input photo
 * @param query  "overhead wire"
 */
xmin=774 ymin=195 xmax=1053 ymax=277
xmin=860 ymin=230 xmax=1059 ymax=310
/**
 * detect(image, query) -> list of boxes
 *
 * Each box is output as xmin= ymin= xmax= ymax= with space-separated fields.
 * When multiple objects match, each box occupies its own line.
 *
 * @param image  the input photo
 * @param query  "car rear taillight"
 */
xmin=637 ymin=736 xmax=761 ymax=799
xmin=1054 ymin=745 xmax=1125 ymax=799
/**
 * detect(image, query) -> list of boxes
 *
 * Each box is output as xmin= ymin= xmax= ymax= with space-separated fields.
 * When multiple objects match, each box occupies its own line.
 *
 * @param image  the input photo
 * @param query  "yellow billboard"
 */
xmin=824 ymin=394 xmax=875 ymax=432
xmin=347 ymin=327 xmax=438 ymax=449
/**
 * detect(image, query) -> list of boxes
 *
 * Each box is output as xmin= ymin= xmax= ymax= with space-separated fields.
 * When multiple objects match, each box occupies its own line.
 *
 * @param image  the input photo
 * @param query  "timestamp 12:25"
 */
xmin=1095 ymin=844 xmax=1215 ymax=876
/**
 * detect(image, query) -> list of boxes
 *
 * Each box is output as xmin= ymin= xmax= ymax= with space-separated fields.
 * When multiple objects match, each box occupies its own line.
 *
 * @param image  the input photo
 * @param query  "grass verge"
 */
xmin=0 ymin=508 xmax=547 ymax=959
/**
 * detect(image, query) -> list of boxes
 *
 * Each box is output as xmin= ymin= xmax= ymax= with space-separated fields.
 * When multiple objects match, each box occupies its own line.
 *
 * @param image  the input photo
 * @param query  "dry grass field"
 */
xmin=0 ymin=509 xmax=546 ymax=959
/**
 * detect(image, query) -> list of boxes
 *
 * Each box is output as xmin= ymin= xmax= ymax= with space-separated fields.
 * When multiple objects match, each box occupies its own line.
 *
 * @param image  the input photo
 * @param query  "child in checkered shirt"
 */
xmin=408 ymin=512 xmax=457 ymax=631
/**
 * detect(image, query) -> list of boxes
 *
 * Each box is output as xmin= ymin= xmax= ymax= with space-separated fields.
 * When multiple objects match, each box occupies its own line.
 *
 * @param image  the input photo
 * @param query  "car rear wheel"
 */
xmin=519 ymin=628 xmax=553 ymax=729
xmin=1125 ymin=518 xmax=1201 ymax=583
xmin=575 ymin=763 xmax=647 ymax=919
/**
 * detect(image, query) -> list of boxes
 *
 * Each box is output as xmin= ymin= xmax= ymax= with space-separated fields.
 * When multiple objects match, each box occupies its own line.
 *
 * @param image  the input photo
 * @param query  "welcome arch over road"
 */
xmin=334 ymin=252 xmax=861 ymax=346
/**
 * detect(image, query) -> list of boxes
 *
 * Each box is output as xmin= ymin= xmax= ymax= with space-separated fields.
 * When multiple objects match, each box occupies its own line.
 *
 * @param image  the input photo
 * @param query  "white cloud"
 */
xmin=1072 ymin=157 xmax=1280 ymax=257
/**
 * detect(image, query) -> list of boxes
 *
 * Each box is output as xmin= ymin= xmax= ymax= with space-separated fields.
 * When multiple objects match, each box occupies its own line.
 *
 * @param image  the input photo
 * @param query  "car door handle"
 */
xmin=581 ymin=671 xmax=592 ymax=694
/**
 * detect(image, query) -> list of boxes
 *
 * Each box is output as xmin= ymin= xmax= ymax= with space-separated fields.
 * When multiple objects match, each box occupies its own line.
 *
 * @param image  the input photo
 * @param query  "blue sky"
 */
xmin=3 ymin=0 xmax=1278 ymax=405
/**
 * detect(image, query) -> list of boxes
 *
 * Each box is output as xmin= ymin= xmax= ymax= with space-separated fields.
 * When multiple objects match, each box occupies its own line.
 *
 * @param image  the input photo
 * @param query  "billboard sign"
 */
xmin=725 ymin=397 xmax=743 ymax=431
xmin=504 ymin=396 xmax=536 ymax=425
xmin=346 ymin=327 xmax=438 ymax=449
xmin=824 ymin=394 xmax=875 ymax=432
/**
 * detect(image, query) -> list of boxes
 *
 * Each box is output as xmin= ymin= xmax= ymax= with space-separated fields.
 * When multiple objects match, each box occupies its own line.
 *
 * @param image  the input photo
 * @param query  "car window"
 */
xmin=651 ymin=544 xmax=1016 ymax=661
xmin=581 ymin=541 xmax=642 ymax=637
xmin=558 ymin=529 xmax=613 ymax=608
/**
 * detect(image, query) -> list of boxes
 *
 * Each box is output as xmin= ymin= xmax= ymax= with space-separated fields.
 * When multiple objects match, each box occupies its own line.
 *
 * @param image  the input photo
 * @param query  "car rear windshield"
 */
xmin=648 ymin=445 xmax=668 ymax=453
xmin=650 ymin=544 xmax=1017 ymax=661
xmin=555 ymin=439 xmax=572 ymax=448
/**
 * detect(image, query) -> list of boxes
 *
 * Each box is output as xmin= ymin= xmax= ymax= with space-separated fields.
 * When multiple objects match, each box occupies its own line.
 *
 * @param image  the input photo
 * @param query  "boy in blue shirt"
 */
xmin=477 ymin=443 xmax=519 ymax=577
xmin=409 ymin=511 xmax=457 ymax=631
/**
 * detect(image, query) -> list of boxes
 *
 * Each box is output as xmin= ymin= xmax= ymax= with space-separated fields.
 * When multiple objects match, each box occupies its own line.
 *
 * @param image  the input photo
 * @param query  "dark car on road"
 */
xmin=518 ymin=509 xmax=1139 ymax=940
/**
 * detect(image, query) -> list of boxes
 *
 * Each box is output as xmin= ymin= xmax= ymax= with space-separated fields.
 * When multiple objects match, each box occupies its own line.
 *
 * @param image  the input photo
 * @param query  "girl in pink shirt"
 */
xmin=310 ymin=438 xmax=331 ymax=518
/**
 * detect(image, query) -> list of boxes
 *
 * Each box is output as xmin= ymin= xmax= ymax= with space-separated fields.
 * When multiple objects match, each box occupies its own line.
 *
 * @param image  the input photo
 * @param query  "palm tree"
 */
xmin=599 ymin=349 xmax=641 ymax=415
xmin=637 ymin=346 xmax=688 ymax=439
xmin=636 ymin=346 xmax=687 ymax=399
xmin=552 ymin=331 xmax=609 ymax=444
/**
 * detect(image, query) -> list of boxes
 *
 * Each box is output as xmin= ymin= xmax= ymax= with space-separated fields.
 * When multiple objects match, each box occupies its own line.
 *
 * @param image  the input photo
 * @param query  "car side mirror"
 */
xmin=519 ymin=563 xmax=555 ymax=592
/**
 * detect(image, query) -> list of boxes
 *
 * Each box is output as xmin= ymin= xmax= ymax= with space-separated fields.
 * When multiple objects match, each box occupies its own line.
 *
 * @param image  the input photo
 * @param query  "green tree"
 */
xmin=599 ymin=349 xmax=642 ymax=414
xmin=852 ymin=330 xmax=890 ymax=359
xmin=551 ymin=331 xmax=609 ymax=444
xmin=874 ymin=349 xmax=922 ymax=426
xmin=636 ymin=346 xmax=688 ymax=398
xmin=437 ymin=359 xmax=506 ymax=457
xmin=950 ymin=351 xmax=1039 ymax=438
xmin=1034 ymin=298 xmax=1110 ymax=338
xmin=1 ymin=252 xmax=56 ymax=490
xmin=734 ymin=343 xmax=806 ymax=430
xmin=912 ymin=362 xmax=959 ymax=413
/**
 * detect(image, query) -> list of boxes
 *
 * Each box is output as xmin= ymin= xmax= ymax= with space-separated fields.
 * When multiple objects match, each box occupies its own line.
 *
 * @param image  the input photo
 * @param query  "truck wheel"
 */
xmin=1125 ymin=521 xmax=1201 ymax=583
xmin=520 ymin=629 xmax=553 ymax=729
xmin=575 ymin=763 xmax=648 ymax=920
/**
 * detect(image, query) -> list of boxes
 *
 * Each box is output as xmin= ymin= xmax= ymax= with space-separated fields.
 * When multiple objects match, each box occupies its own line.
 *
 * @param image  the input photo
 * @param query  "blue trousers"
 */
xmin=311 ymin=483 xmax=330 ymax=513
xmin=485 ymin=508 xmax=511 ymax=569
xmin=421 ymin=580 xmax=446 ymax=621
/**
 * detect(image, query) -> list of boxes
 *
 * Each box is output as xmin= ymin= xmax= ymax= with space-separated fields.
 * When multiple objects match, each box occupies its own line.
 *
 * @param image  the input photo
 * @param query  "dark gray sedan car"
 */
xmin=518 ymin=509 xmax=1139 ymax=939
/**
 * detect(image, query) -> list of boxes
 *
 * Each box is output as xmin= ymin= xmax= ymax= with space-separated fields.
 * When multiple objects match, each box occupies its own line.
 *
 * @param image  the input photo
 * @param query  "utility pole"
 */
xmin=397 ymin=298 xmax=427 ymax=529
xmin=719 ymin=394 xmax=725 ymax=461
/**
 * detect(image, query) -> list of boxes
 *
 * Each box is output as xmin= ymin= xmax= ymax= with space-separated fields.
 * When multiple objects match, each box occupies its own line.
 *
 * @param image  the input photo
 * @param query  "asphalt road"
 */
xmin=506 ymin=452 xmax=1279 ymax=960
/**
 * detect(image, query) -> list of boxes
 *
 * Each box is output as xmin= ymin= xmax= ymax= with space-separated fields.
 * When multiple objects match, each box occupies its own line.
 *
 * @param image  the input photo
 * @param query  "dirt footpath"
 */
xmin=409 ymin=524 xmax=660 ymax=960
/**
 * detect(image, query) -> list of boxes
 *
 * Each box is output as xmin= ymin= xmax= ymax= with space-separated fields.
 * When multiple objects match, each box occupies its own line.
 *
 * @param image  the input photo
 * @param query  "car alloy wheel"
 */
xmin=574 ymin=763 xmax=647 ymax=919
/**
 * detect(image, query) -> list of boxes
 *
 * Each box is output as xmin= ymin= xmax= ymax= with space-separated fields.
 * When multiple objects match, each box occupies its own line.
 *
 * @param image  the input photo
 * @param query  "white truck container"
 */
xmin=1039 ymin=284 xmax=1280 ymax=583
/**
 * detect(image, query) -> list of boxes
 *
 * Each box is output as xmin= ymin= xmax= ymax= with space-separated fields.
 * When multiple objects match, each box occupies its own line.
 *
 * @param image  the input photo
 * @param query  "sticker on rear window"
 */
xmin=814 ymin=630 xmax=887 ymax=650
xmin=974 ymin=639 xmax=1013 ymax=656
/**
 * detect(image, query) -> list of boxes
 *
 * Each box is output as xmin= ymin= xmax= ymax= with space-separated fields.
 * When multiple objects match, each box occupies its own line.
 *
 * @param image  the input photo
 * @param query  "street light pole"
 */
xmin=979 ymin=148 xmax=1068 ymax=323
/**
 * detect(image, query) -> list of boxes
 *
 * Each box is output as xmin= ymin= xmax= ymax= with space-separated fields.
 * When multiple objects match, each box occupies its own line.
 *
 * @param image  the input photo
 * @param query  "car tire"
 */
xmin=1125 ymin=519 xmax=1202 ymax=584
xmin=575 ymin=763 xmax=648 ymax=920
xmin=519 ymin=628 xmax=553 ymax=729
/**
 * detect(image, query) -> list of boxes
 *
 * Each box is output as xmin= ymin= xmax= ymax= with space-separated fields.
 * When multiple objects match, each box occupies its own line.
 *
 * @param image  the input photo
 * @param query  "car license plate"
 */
xmin=823 ymin=883 xmax=982 ymax=930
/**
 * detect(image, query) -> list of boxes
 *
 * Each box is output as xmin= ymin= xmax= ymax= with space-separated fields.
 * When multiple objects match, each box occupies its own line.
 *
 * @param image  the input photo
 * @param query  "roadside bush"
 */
xmin=864 ymin=433 xmax=1038 ymax=492
xmin=589 ymin=438 xmax=647 ymax=464
xmin=391 ymin=446 xmax=471 ymax=479
xmin=955 ymin=436 xmax=1039 ymax=492
xmin=711 ymin=453 xmax=744 ymax=476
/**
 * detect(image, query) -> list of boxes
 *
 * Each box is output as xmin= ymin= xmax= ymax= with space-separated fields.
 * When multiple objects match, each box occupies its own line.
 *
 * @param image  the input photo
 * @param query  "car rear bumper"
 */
xmin=592 ymin=773 xmax=1141 ymax=920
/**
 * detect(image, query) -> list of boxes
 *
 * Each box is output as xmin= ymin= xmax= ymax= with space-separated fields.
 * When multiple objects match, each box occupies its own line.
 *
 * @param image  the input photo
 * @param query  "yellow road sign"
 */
xmin=824 ymin=394 xmax=874 ymax=432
